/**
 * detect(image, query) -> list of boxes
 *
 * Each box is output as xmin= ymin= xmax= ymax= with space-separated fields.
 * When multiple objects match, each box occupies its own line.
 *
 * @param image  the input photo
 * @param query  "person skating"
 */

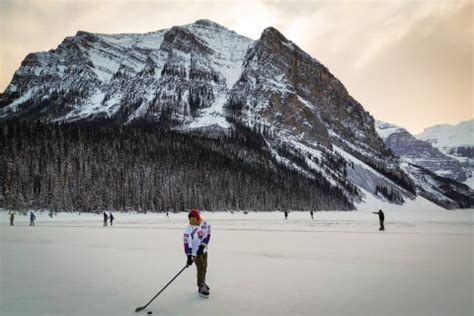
xmin=184 ymin=209 xmax=211 ymax=298
xmin=103 ymin=212 xmax=108 ymax=226
xmin=109 ymin=212 xmax=114 ymax=226
xmin=310 ymin=210 xmax=314 ymax=220
xmin=372 ymin=209 xmax=385 ymax=231
xmin=284 ymin=210 xmax=288 ymax=220
xmin=30 ymin=211 xmax=36 ymax=226
xmin=10 ymin=212 xmax=15 ymax=226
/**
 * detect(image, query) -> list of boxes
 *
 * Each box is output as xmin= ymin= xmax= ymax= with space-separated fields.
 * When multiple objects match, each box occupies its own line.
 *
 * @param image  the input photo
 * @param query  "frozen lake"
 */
xmin=1 ymin=209 xmax=472 ymax=316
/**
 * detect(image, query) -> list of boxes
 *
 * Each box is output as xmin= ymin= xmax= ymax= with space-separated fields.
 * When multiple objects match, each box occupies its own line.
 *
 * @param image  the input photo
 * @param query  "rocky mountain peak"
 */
xmin=161 ymin=26 xmax=213 ymax=55
xmin=3 ymin=20 xmax=468 ymax=209
xmin=193 ymin=19 xmax=228 ymax=30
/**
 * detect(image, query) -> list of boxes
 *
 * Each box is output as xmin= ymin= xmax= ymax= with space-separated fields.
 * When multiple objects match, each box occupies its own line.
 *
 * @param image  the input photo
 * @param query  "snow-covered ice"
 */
xmin=1 ymin=209 xmax=472 ymax=316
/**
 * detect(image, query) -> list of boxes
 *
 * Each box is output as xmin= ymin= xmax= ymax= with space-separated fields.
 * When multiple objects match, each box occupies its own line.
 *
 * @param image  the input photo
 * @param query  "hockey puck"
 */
xmin=147 ymin=312 xmax=152 ymax=315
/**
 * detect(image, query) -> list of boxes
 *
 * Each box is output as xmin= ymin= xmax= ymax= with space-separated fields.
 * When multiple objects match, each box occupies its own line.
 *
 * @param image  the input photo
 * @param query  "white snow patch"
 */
xmin=102 ymin=93 xmax=123 ymax=117
xmin=187 ymin=92 xmax=230 ymax=129
xmin=297 ymin=95 xmax=314 ymax=110
xmin=63 ymin=90 xmax=106 ymax=120
xmin=88 ymin=50 xmax=122 ymax=82
xmin=281 ymin=41 xmax=295 ymax=50
xmin=135 ymin=31 xmax=166 ymax=50
xmin=0 ymin=89 xmax=34 ymax=116
xmin=463 ymin=176 xmax=474 ymax=189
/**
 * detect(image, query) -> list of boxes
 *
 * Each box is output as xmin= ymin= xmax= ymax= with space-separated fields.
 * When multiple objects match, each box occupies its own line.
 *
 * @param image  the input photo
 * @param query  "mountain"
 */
xmin=1 ymin=19 xmax=469 ymax=211
xmin=376 ymin=121 xmax=466 ymax=181
xmin=375 ymin=120 xmax=473 ymax=208
xmin=416 ymin=120 xmax=474 ymax=189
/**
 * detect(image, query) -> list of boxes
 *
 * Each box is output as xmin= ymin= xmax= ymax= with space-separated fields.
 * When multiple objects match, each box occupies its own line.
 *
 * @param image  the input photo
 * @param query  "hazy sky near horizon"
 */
xmin=1 ymin=0 xmax=472 ymax=133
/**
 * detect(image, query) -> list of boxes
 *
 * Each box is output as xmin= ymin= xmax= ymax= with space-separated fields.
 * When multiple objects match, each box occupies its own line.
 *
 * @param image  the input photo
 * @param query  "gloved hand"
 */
xmin=186 ymin=255 xmax=194 ymax=267
xmin=197 ymin=244 xmax=206 ymax=256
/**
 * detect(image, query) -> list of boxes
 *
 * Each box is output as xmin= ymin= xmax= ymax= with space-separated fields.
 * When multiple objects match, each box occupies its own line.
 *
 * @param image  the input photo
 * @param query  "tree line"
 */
xmin=0 ymin=120 xmax=353 ymax=212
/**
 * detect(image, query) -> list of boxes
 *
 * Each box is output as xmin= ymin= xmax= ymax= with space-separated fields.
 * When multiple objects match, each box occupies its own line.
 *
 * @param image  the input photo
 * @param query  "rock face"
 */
xmin=2 ymin=19 xmax=470 ymax=209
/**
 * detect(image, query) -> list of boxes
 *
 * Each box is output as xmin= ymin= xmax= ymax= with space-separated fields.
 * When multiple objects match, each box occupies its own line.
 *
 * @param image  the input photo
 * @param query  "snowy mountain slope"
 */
xmin=416 ymin=119 xmax=474 ymax=149
xmin=399 ymin=162 xmax=473 ymax=209
xmin=225 ymin=27 xmax=417 ymax=204
xmin=1 ymin=19 xmax=468 ymax=210
xmin=0 ymin=20 xmax=252 ymax=125
xmin=375 ymin=120 xmax=474 ymax=208
xmin=415 ymin=119 xmax=474 ymax=189
xmin=376 ymin=120 xmax=466 ymax=181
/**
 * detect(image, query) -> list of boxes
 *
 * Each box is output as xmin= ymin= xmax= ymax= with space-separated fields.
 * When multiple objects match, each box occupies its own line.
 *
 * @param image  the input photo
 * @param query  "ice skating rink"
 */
xmin=1 ymin=209 xmax=472 ymax=316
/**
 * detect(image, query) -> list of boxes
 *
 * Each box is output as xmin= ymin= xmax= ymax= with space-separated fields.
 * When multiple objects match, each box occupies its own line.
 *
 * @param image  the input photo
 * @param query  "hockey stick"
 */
xmin=135 ymin=265 xmax=189 ymax=312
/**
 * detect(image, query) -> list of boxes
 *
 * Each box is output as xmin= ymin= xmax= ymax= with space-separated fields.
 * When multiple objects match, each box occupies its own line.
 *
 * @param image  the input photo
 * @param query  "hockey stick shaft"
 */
xmin=135 ymin=265 xmax=188 ymax=312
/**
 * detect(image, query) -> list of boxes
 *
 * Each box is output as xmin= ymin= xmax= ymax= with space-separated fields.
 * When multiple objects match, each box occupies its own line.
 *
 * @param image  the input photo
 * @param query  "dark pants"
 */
xmin=379 ymin=220 xmax=385 ymax=231
xmin=195 ymin=252 xmax=208 ymax=286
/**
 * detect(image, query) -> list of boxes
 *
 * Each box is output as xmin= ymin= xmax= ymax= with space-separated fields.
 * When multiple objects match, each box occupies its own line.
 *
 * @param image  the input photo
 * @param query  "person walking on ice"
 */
xmin=103 ymin=212 xmax=108 ymax=226
xmin=10 ymin=212 xmax=15 ymax=226
xmin=184 ymin=209 xmax=211 ymax=298
xmin=372 ymin=209 xmax=385 ymax=231
xmin=109 ymin=212 xmax=114 ymax=226
xmin=30 ymin=211 xmax=36 ymax=226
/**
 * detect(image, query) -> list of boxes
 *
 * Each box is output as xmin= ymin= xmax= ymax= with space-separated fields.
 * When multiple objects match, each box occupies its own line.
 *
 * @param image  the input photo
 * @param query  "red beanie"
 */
xmin=188 ymin=209 xmax=200 ymax=219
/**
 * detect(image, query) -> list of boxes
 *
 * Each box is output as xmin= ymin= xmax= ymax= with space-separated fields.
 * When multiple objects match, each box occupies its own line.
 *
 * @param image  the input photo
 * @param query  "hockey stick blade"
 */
xmin=135 ymin=306 xmax=146 ymax=312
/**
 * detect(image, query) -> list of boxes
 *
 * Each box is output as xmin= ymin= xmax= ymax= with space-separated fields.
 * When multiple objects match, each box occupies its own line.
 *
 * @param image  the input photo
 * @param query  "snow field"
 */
xmin=1 ymin=210 xmax=472 ymax=315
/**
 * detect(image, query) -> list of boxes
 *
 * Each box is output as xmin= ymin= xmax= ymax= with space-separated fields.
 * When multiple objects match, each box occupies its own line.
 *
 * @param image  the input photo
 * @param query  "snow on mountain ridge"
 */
xmin=2 ymin=19 xmax=466 ymax=209
xmin=416 ymin=119 xmax=474 ymax=149
xmin=415 ymin=119 xmax=474 ymax=189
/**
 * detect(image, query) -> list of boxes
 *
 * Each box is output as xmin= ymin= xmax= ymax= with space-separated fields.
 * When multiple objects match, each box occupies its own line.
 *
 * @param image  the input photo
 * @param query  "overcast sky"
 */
xmin=1 ymin=0 xmax=472 ymax=133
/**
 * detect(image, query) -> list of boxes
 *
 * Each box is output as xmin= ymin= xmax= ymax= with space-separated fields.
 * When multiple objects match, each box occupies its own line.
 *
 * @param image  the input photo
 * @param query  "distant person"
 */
xmin=372 ymin=209 xmax=385 ymax=231
xmin=10 ymin=212 xmax=15 ymax=226
xmin=166 ymin=211 xmax=169 ymax=218
xmin=184 ymin=209 xmax=211 ymax=298
xmin=103 ymin=212 xmax=108 ymax=226
xmin=30 ymin=211 xmax=36 ymax=226
xmin=310 ymin=210 xmax=314 ymax=220
xmin=284 ymin=210 xmax=288 ymax=220
xmin=109 ymin=212 xmax=114 ymax=226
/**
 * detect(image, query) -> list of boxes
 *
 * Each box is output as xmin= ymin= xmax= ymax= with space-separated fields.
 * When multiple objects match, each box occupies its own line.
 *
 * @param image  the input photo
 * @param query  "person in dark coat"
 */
xmin=284 ymin=210 xmax=288 ymax=220
xmin=109 ymin=212 xmax=114 ymax=226
xmin=310 ymin=210 xmax=314 ymax=220
xmin=103 ymin=212 xmax=108 ymax=226
xmin=30 ymin=211 xmax=36 ymax=226
xmin=10 ymin=212 xmax=15 ymax=226
xmin=372 ymin=209 xmax=385 ymax=231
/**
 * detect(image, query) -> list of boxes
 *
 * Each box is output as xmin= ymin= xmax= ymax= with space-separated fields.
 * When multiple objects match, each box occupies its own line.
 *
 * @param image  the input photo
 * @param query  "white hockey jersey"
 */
xmin=183 ymin=219 xmax=211 ymax=256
